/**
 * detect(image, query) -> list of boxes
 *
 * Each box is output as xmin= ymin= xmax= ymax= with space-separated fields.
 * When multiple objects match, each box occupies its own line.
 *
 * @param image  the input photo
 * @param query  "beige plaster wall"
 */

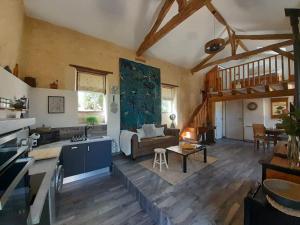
xmin=0 ymin=0 xmax=24 ymax=69
xmin=19 ymin=17 xmax=204 ymax=129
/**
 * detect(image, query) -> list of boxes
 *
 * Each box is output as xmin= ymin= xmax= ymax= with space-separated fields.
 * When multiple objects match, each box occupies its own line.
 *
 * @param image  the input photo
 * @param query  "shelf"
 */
xmin=0 ymin=107 xmax=28 ymax=112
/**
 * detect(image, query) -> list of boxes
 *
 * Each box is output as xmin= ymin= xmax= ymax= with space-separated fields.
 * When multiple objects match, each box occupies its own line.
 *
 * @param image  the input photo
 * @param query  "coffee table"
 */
xmin=166 ymin=145 xmax=207 ymax=173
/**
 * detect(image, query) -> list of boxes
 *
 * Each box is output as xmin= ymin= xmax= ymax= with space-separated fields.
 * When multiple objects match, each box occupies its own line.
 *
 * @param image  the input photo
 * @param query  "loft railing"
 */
xmin=215 ymin=53 xmax=294 ymax=92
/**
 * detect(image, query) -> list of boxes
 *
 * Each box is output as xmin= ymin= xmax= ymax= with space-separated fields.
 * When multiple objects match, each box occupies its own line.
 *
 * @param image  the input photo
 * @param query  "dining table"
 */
xmin=265 ymin=128 xmax=286 ymax=145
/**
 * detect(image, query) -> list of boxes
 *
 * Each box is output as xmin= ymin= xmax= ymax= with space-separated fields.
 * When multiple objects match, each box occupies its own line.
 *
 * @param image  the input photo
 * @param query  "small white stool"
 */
xmin=153 ymin=148 xmax=168 ymax=172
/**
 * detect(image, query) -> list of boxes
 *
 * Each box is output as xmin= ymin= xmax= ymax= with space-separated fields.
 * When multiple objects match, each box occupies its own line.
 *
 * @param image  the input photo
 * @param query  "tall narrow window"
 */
xmin=71 ymin=64 xmax=112 ymax=124
xmin=161 ymin=85 xmax=175 ymax=113
xmin=77 ymin=72 xmax=106 ymax=112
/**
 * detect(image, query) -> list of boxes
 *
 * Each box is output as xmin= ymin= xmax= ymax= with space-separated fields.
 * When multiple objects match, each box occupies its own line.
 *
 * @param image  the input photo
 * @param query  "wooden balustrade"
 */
xmin=215 ymin=53 xmax=294 ymax=92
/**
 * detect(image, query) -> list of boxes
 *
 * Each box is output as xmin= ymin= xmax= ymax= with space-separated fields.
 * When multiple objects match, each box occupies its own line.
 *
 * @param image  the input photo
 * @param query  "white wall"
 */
xmin=243 ymin=98 xmax=264 ymax=140
xmin=106 ymin=92 xmax=120 ymax=152
xmin=215 ymin=101 xmax=223 ymax=139
xmin=226 ymin=96 xmax=294 ymax=141
xmin=0 ymin=67 xmax=30 ymax=119
xmin=29 ymin=88 xmax=79 ymax=128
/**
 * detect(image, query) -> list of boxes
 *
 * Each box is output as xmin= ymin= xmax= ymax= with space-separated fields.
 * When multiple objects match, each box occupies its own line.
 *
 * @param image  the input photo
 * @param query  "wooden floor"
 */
xmin=113 ymin=139 xmax=272 ymax=225
xmin=55 ymin=140 xmax=272 ymax=225
xmin=54 ymin=175 xmax=155 ymax=225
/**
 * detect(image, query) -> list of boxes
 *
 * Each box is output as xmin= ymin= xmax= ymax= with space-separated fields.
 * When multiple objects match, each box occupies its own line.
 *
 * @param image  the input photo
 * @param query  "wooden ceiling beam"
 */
xmin=205 ymin=2 xmax=228 ymax=26
xmin=191 ymin=39 xmax=293 ymax=72
xmin=176 ymin=0 xmax=186 ymax=12
xmin=236 ymin=33 xmax=293 ymax=40
xmin=144 ymin=0 xmax=175 ymax=40
xmin=273 ymin=48 xmax=294 ymax=60
xmin=136 ymin=0 xmax=210 ymax=56
xmin=237 ymin=39 xmax=249 ymax=52
xmin=210 ymin=89 xmax=295 ymax=102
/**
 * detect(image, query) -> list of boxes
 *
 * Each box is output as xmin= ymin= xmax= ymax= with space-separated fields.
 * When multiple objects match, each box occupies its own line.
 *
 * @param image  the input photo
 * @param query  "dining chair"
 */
xmin=252 ymin=124 xmax=270 ymax=151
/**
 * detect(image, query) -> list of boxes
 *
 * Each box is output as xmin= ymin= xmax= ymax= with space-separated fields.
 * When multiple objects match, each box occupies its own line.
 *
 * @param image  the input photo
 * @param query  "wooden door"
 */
xmin=225 ymin=100 xmax=244 ymax=140
xmin=215 ymin=102 xmax=223 ymax=139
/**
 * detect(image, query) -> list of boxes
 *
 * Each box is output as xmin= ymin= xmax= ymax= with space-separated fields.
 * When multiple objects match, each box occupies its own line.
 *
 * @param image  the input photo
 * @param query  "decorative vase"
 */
xmin=287 ymin=135 xmax=300 ymax=167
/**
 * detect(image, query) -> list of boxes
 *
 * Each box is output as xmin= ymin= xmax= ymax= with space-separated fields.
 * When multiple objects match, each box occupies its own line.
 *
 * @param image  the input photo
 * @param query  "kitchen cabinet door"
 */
xmin=85 ymin=141 xmax=111 ymax=172
xmin=62 ymin=144 xmax=86 ymax=177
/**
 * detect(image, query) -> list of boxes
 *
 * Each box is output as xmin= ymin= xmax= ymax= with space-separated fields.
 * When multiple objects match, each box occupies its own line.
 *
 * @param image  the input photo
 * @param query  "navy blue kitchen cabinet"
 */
xmin=85 ymin=141 xmax=111 ymax=173
xmin=61 ymin=140 xmax=112 ymax=178
xmin=62 ymin=144 xmax=86 ymax=177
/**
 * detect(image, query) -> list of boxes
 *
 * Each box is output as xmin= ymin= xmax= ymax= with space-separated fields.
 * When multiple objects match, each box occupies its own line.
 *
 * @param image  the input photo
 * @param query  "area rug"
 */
xmin=139 ymin=152 xmax=217 ymax=185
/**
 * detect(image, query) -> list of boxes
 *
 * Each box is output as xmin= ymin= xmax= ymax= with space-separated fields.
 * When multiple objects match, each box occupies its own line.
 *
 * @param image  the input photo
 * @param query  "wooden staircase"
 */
xmin=180 ymin=97 xmax=209 ymax=140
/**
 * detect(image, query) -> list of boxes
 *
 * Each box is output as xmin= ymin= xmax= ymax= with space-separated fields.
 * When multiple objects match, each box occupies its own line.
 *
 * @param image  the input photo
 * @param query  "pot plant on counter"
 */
xmin=86 ymin=116 xmax=98 ymax=126
xmin=280 ymin=108 xmax=300 ymax=167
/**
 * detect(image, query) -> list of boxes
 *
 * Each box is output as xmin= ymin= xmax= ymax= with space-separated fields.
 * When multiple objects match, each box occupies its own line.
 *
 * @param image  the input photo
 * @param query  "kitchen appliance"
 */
xmin=0 ymin=128 xmax=55 ymax=225
xmin=31 ymin=129 xmax=59 ymax=146
xmin=29 ymin=133 xmax=40 ymax=149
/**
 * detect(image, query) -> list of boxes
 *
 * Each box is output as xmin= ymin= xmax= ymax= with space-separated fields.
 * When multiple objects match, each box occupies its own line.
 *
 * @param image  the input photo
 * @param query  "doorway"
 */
xmin=215 ymin=102 xmax=223 ymax=139
xmin=225 ymin=100 xmax=244 ymax=140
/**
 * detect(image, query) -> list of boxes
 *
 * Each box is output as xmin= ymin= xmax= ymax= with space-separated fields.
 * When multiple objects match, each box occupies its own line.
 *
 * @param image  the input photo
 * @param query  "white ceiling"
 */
xmin=24 ymin=0 xmax=300 ymax=70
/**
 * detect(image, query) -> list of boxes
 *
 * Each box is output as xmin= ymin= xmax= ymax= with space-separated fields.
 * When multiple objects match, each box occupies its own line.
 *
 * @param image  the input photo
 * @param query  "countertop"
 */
xmin=0 ymin=118 xmax=36 ymax=135
xmin=27 ymin=136 xmax=112 ymax=224
xmin=35 ymin=136 xmax=112 ymax=150
xmin=28 ymin=148 xmax=61 ymax=225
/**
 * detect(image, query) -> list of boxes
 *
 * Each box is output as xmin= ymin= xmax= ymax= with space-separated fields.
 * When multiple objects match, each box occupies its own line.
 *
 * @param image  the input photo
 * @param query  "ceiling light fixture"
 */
xmin=204 ymin=16 xmax=226 ymax=54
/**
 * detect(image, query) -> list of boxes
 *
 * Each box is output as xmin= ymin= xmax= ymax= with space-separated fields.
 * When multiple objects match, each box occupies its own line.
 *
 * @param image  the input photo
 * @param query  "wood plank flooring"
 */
xmin=54 ymin=175 xmax=155 ymax=225
xmin=55 ymin=140 xmax=271 ymax=225
xmin=113 ymin=139 xmax=272 ymax=225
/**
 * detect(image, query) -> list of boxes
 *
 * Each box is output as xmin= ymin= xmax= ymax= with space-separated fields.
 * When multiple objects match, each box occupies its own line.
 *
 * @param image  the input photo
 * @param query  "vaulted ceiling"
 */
xmin=24 ymin=0 xmax=300 ymax=72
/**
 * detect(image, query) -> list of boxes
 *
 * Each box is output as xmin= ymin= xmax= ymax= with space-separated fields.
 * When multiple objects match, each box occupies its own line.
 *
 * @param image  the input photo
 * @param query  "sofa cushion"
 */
xmin=155 ymin=127 xmax=165 ymax=137
xmin=142 ymin=124 xmax=157 ymax=138
xmin=138 ymin=135 xmax=176 ymax=148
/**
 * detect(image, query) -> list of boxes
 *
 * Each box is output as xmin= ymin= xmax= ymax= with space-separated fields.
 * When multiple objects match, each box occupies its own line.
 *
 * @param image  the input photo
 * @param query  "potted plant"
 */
xmin=86 ymin=116 xmax=98 ymax=126
xmin=280 ymin=108 xmax=300 ymax=167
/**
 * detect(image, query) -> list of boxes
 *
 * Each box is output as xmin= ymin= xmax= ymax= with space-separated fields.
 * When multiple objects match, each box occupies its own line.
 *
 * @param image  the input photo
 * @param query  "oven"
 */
xmin=0 ymin=128 xmax=55 ymax=225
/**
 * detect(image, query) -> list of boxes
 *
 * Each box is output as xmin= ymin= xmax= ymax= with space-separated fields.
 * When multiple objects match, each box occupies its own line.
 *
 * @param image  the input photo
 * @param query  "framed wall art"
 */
xmin=271 ymin=98 xmax=288 ymax=119
xmin=48 ymin=96 xmax=65 ymax=114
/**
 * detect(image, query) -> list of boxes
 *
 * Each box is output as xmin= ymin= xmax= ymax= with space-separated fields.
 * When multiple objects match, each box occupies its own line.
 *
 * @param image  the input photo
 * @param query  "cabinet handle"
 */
xmin=71 ymin=146 xmax=78 ymax=150
xmin=88 ymin=146 xmax=90 ymax=152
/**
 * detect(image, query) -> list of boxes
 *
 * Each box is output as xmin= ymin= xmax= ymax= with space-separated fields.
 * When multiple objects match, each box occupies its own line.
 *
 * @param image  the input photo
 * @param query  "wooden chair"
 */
xmin=252 ymin=124 xmax=270 ymax=151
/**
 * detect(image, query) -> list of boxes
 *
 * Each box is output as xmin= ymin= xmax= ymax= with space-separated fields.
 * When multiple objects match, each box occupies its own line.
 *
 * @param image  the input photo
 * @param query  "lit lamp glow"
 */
xmin=185 ymin=131 xmax=191 ymax=139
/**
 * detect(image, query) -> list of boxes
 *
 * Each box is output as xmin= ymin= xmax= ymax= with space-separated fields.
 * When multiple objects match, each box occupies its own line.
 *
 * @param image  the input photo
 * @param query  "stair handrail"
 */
xmin=180 ymin=97 xmax=208 ymax=138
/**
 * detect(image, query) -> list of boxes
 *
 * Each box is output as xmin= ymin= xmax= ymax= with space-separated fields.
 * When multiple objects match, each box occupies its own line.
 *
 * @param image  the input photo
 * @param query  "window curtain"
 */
xmin=161 ymin=86 xmax=174 ymax=100
xmin=77 ymin=72 xmax=106 ymax=93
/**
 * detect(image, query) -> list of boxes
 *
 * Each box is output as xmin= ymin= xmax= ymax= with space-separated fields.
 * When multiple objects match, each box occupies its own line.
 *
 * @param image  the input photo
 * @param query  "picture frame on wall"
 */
xmin=271 ymin=98 xmax=288 ymax=119
xmin=48 ymin=96 xmax=65 ymax=114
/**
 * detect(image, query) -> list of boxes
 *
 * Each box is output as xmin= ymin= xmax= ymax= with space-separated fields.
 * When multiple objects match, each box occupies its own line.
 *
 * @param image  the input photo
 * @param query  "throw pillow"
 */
xmin=155 ymin=127 xmax=165 ymax=137
xmin=136 ymin=128 xmax=145 ymax=142
xmin=142 ymin=124 xmax=157 ymax=138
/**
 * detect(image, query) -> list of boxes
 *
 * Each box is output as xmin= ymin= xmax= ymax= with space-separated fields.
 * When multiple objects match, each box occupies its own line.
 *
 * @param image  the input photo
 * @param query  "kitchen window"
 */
xmin=71 ymin=64 xmax=112 ymax=124
xmin=77 ymin=72 xmax=106 ymax=112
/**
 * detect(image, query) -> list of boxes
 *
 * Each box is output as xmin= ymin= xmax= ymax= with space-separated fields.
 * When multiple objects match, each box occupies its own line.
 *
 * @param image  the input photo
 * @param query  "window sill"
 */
xmin=78 ymin=111 xmax=104 ymax=113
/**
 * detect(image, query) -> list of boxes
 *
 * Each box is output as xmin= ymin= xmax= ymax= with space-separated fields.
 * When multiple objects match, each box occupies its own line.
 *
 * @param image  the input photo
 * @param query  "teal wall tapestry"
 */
xmin=119 ymin=58 xmax=161 ymax=130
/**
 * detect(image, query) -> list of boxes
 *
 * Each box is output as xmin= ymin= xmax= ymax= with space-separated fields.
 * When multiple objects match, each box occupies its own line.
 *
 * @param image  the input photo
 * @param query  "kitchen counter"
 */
xmin=0 ymin=118 xmax=36 ymax=135
xmin=28 ymin=147 xmax=61 ymax=225
xmin=35 ymin=136 xmax=112 ymax=150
